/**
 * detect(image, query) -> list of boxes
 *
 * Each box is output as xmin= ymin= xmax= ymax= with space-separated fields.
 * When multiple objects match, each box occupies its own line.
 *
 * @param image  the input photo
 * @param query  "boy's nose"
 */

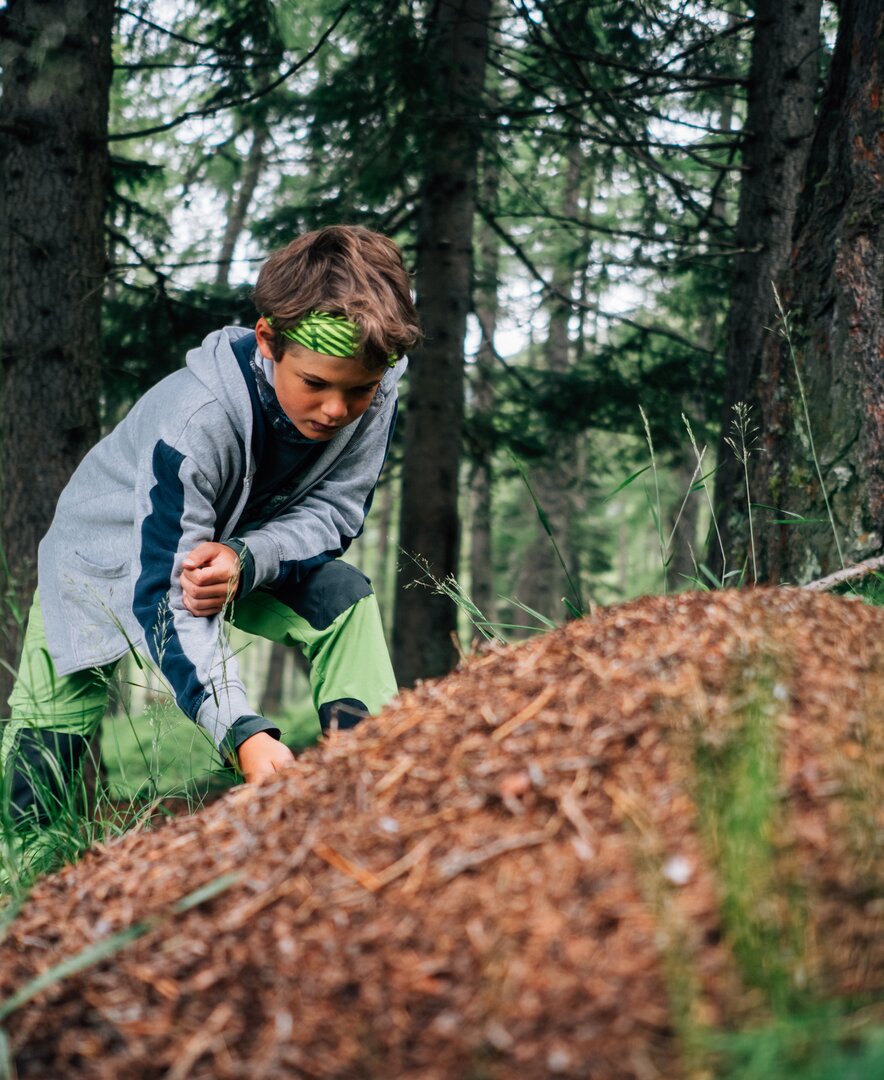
xmin=322 ymin=394 xmax=348 ymax=420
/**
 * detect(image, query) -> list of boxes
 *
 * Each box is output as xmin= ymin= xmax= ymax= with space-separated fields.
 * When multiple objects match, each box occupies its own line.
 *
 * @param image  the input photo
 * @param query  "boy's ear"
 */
xmin=255 ymin=317 xmax=276 ymax=360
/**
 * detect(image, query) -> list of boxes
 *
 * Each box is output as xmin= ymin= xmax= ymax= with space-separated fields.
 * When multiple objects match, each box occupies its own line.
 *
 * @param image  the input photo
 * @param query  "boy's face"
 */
xmin=255 ymin=319 xmax=384 ymax=440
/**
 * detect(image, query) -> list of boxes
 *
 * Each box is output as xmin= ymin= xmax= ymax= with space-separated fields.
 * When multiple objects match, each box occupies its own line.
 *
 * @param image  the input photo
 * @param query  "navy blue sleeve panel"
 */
xmin=132 ymin=440 xmax=208 ymax=721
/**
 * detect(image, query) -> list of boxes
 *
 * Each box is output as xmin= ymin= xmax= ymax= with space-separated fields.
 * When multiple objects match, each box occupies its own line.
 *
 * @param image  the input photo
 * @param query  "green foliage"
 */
xmin=694 ymin=665 xmax=806 ymax=1011
xmin=839 ymin=574 xmax=884 ymax=607
xmin=707 ymin=1010 xmax=884 ymax=1080
xmin=0 ymin=688 xmax=321 ymax=899
xmin=101 ymin=281 xmax=255 ymax=421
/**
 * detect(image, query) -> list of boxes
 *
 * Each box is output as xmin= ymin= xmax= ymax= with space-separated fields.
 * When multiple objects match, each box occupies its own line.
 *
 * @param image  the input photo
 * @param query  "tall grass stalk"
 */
xmin=664 ymin=443 xmax=708 ymax=571
xmin=1 ymin=635 xmax=229 ymax=898
xmin=509 ymin=454 xmax=587 ymax=617
xmin=682 ymin=413 xmax=728 ymax=584
xmin=400 ymin=551 xmax=560 ymax=645
xmin=724 ymin=402 xmax=760 ymax=585
xmin=639 ymin=405 xmax=668 ymax=592
xmin=772 ymin=285 xmax=845 ymax=570
xmin=400 ymin=551 xmax=507 ymax=644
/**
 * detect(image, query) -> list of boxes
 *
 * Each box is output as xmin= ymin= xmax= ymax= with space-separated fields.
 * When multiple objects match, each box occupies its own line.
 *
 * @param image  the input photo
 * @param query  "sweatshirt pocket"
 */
xmin=62 ymin=554 xmax=134 ymax=665
xmin=71 ymin=551 xmax=131 ymax=579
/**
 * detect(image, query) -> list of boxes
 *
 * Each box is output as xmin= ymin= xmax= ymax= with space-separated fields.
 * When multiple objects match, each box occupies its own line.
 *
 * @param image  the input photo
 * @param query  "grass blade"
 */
xmin=0 ymin=871 xmax=240 ymax=1023
xmin=506 ymin=596 xmax=558 ymax=630
xmin=509 ymin=453 xmax=586 ymax=617
xmin=603 ymin=465 xmax=652 ymax=501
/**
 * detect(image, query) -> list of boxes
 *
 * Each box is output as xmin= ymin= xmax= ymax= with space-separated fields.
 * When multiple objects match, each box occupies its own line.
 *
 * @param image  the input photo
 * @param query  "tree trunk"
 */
xmin=709 ymin=0 xmax=822 ymax=577
xmin=393 ymin=0 xmax=491 ymax=686
xmin=469 ymin=410 xmax=494 ymax=624
xmin=260 ymin=643 xmax=289 ymax=718
xmin=469 ymin=153 xmax=500 ymax=626
xmin=215 ymin=123 xmax=269 ymax=288
xmin=0 ymin=0 xmax=115 ymax=704
xmin=753 ymin=0 xmax=883 ymax=583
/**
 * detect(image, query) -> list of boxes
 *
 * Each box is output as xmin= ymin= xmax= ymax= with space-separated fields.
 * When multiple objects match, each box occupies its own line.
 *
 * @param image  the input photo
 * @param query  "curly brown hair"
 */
xmin=253 ymin=226 xmax=421 ymax=370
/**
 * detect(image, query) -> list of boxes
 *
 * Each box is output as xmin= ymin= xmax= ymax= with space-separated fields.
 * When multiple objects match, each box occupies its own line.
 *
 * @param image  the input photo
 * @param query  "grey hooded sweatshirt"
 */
xmin=37 ymin=327 xmax=405 ymax=752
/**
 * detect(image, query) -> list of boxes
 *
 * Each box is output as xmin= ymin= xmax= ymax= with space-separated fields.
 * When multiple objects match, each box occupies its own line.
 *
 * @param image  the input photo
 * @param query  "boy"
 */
xmin=2 ymin=224 xmax=420 ymax=834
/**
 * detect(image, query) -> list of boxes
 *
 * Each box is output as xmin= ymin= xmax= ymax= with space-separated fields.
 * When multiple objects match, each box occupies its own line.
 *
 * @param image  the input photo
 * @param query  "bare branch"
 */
xmin=802 ymin=556 xmax=884 ymax=592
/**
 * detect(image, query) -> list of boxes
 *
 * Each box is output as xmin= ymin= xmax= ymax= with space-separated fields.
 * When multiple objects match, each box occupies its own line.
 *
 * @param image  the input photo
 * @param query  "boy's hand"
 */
xmin=237 ymin=732 xmax=297 ymax=784
xmin=180 ymin=542 xmax=241 ymax=616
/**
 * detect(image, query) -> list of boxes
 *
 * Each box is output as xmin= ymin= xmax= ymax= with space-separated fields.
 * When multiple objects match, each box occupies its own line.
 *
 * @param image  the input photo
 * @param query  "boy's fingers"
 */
xmin=183 ymin=568 xmax=225 ymax=586
xmin=184 ymin=585 xmax=231 ymax=601
xmin=182 ymin=541 xmax=223 ymax=570
xmin=183 ymin=562 xmax=238 ymax=586
xmin=183 ymin=594 xmax=224 ymax=616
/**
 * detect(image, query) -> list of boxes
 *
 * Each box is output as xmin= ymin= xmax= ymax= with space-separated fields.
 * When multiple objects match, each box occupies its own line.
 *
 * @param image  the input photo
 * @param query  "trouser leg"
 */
xmin=230 ymin=561 xmax=398 ymax=732
xmin=2 ymin=591 xmax=112 ymax=832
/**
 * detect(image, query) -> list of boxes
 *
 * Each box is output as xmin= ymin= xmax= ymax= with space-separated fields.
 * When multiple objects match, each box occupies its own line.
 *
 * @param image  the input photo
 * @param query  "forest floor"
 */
xmin=0 ymin=587 xmax=882 ymax=1079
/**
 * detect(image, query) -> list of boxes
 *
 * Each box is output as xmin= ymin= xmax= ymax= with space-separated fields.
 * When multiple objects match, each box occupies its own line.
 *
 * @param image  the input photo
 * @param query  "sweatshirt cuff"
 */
xmin=233 ymin=529 xmax=280 ymax=590
xmin=218 ymin=714 xmax=282 ymax=766
xmin=224 ymin=538 xmax=256 ymax=599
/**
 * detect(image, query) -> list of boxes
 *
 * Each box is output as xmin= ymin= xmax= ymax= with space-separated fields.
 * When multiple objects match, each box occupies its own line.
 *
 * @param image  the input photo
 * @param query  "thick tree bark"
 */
xmin=753 ymin=0 xmax=883 ymax=583
xmin=709 ymin=0 xmax=822 ymax=577
xmin=393 ymin=0 xmax=491 ymax=686
xmin=0 ymin=0 xmax=115 ymax=704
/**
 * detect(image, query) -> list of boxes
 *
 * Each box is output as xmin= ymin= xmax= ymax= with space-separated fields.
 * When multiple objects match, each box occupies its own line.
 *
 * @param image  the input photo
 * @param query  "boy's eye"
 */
xmin=303 ymin=379 xmax=326 ymax=390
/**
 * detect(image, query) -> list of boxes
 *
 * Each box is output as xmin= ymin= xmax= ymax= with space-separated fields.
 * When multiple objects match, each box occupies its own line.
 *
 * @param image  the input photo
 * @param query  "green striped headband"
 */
xmin=266 ymin=311 xmax=397 ymax=365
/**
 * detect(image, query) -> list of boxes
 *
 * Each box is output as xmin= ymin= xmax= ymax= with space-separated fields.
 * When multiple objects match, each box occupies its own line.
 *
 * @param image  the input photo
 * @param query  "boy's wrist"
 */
xmin=222 ymin=539 xmax=256 ymax=599
xmin=219 ymin=714 xmax=281 ymax=767
xmin=237 ymin=731 xmax=297 ymax=783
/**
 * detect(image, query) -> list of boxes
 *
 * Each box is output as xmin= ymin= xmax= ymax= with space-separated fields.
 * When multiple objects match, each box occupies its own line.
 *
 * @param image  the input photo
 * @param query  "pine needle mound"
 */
xmin=1 ymin=588 xmax=882 ymax=1079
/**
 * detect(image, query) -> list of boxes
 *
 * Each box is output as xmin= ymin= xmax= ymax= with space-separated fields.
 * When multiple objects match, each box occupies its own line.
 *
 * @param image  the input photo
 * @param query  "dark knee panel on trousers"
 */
xmin=7 ymin=728 xmax=89 ymax=829
xmin=272 ymin=560 xmax=373 ymax=630
xmin=318 ymin=697 xmax=369 ymax=733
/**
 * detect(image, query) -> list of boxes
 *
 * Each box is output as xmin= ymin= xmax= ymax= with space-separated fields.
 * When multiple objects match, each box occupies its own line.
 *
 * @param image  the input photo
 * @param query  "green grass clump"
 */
xmin=840 ymin=574 xmax=884 ymax=607
xmin=707 ymin=1008 xmax=884 ymax=1080
xmin=0 ymin=695 xmax=322 ymax=899
xmin=688 ymin=659 xmax=884 ymax=1078
xmin=693 ymin=663 xmax=807 ymax=1014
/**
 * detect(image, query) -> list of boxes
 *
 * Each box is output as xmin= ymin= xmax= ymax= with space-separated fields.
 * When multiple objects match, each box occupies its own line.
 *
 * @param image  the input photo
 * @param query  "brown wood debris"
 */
xmin=0 ymin=588 xmax=881 ymax=1079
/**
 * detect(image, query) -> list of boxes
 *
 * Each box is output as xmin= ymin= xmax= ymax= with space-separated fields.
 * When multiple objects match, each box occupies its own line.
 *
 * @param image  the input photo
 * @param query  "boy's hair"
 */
xmin=253 ymin=225 xmax=421 ymax=370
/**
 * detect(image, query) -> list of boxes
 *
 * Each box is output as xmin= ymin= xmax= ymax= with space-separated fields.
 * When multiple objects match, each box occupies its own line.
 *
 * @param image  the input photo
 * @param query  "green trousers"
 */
xmin=2 ymin=560 xmax=396 ymax=830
